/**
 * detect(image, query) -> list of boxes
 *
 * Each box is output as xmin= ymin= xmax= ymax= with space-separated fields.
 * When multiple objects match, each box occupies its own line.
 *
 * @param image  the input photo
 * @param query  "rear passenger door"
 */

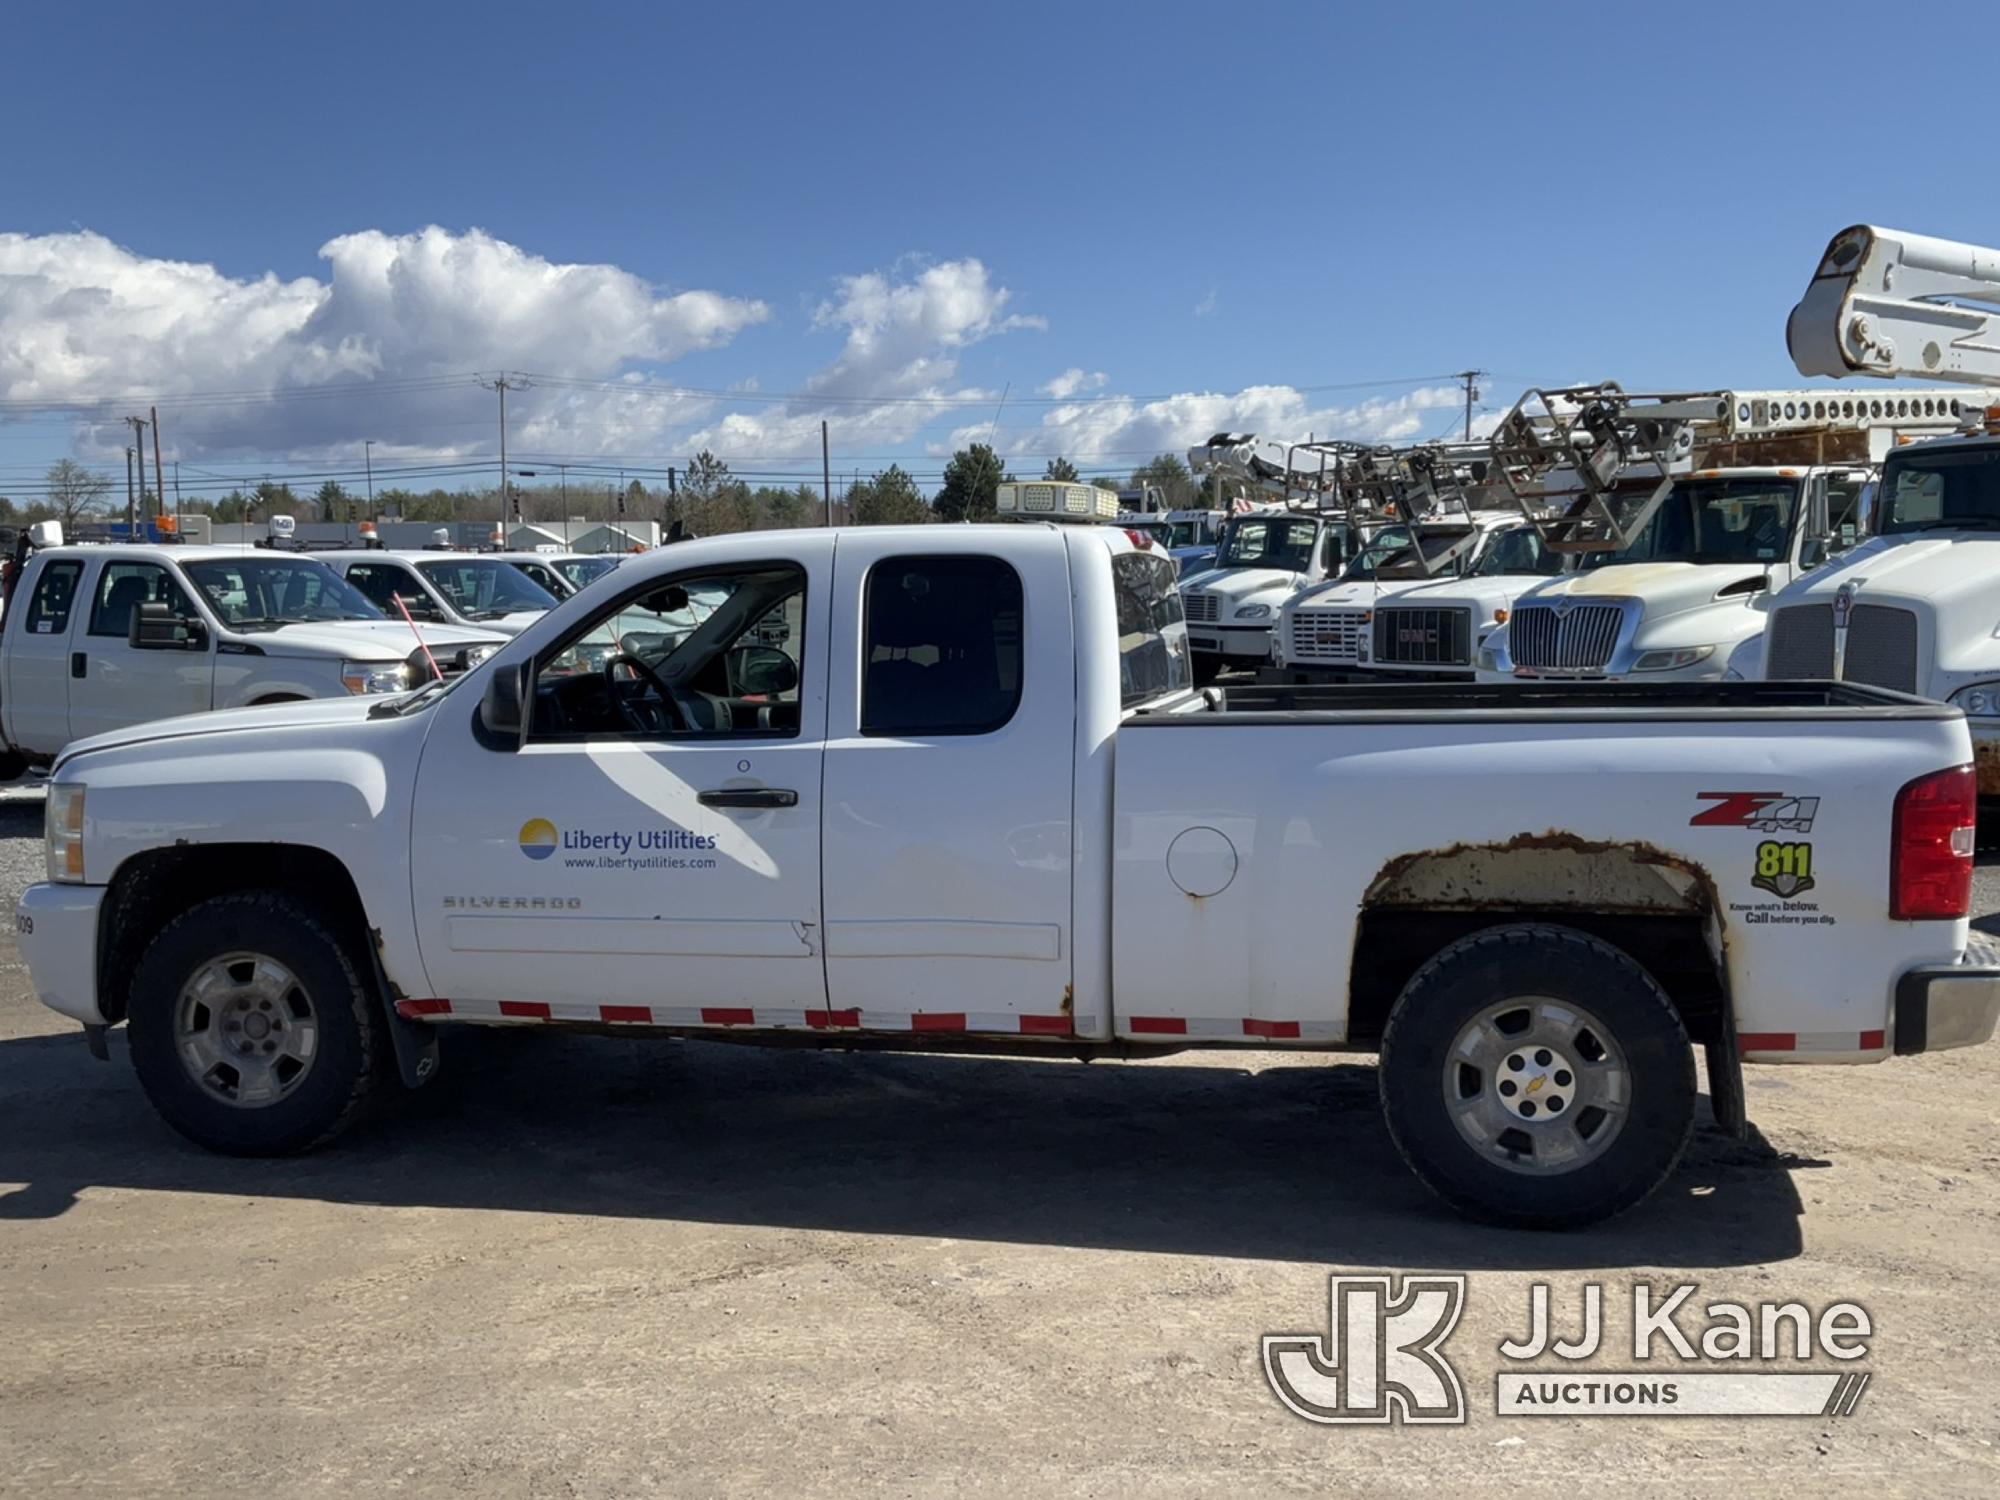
xmin=3 ymin=558 xmax=87 ymax=754
xmin=69 ymin=561 xmax=213 ymax=740
xmin=820 ymin=531 xmax=1075 ymax=1034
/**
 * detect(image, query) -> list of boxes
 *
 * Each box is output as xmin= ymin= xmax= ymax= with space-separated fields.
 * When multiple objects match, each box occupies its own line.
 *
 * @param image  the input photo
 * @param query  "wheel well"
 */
xmin=1347 ymin=909 xmax=1726 ymax=1049
xmin=96 ymin=844 xmax=371 ymax=1025
xmin=249 ymin=693 xmax=309 ymax=705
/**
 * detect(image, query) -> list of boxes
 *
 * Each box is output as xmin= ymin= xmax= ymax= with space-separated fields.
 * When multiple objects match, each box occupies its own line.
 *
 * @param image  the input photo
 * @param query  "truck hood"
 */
xmin=1181 ymin=568 xmax=1304 ymax=605
xmin=1292 ymin=573 xmax=1550 ymax=618
xmin=1780 ymin=534 xmax=2000 ymax=610
xmin=1517 ymin=562 xmax=1770 ymax=622
xmin=244 ymin=619 xmax=506 ymax=661
xmin=57 ymin=693 xmax=392 ymax=769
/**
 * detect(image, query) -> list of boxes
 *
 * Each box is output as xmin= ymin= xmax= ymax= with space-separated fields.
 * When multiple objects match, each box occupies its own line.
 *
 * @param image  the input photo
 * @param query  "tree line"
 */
xmin=0 ymin=449 xmax=1208 ymax=535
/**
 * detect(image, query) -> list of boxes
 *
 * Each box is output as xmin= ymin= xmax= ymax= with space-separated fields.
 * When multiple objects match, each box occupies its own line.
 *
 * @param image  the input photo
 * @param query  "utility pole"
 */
xmin=149 ymin=405 xmax=165 ymax=526
xmin=821 ymin=419 xmax=832 ymax=527
xmin=363 ymin=440 xmax=375 ymax=514
xmin=476 ymin=373 xmax=530 ymax=541
xmin=123 ymin=415 xmax=148 ymax=533
xmin=1455 ymin=369 xmax=1485 ymax=442
xmin=172 ymin=460 xmax=181 ymax=527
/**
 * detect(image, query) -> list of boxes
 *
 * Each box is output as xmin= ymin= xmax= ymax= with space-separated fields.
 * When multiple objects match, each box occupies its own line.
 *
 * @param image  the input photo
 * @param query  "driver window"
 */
xmin=529 ymin=563 xmax=806 ymax=740
xmin=347 ymin=563 xmax=441 ymax=622
xmin=89 ymin=562 xmax=196 ymax=637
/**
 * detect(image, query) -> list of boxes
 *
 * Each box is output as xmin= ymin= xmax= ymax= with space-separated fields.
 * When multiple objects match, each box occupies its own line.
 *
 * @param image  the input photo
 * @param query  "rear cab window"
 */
xmin=1110 ymin=547 xmax=1193 ymax=707
xmin=17 ymin=560 xmax=84 ymax=637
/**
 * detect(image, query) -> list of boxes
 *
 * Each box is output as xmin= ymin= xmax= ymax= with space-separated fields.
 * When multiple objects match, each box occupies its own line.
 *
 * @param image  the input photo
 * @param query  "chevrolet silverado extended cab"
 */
xmin=16 ymin=522 xmax=2000 ymax=1227
xmin=0 ymin=544 xmax=506 ymax=775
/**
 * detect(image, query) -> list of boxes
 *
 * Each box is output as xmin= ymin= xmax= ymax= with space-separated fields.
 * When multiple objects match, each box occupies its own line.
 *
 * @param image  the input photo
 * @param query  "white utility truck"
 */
xmin=1747 ymin=225 xmax=2000 ymax=808
xmin=1176 ymin=509 xmax=1363 ymax=678
xmin=0 ymin=540 xmax=505 ymax=776
xmin=1275 ymin=515 xmax=1563 ymax=680
xmin=1474 ymin=384 xmax=1979 ymax=683
xmin=317 ymin=549 xmax=561 ymax=636
xmin=16 ymin=518 xmax=2000 ymax=1228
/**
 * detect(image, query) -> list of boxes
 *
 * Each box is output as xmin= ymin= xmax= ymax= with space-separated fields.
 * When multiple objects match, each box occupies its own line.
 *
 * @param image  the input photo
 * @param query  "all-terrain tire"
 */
xmin=1378 ymin=922 xmax=1697 ymax=1229
xmin=127 ymin=892 xmax=388 ymax=1155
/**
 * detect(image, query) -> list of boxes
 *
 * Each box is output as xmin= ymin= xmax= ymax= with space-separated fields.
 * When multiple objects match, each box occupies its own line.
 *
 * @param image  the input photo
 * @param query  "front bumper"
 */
xmin=1187 ymin=624 xmax=1273 ymax=661
xmin=1895 ymin=931 xmax=2000 ymax=1054
xmin=15 ymin=882 xmax=105 ymax=1025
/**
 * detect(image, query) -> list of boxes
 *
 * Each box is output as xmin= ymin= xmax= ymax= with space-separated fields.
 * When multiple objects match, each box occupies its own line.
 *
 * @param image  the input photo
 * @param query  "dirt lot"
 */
xmin=0 ymin=787 xmax=1996 ymax=1497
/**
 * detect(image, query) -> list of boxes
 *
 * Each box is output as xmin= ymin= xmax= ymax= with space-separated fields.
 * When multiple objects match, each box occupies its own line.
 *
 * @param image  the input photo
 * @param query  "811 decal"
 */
xmin=1752 ymin=841 xmax=1815 ymax=898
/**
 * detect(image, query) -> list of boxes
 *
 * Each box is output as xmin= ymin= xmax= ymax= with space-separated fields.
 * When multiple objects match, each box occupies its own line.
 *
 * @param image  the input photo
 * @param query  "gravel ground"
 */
xmin=1 ymin=779 xmax=1999 ymax=1495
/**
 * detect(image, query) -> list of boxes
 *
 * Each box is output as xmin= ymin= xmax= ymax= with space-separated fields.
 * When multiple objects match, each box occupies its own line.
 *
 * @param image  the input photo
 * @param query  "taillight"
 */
xmin=1891 ymin=764 xmax=1977 ymax=919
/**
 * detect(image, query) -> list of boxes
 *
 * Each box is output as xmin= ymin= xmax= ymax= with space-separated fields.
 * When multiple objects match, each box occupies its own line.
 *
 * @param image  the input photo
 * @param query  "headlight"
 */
xmin=342 ymin=660 xmax=415 ymax=695
xmin=1630 ymin=645 xmax=1717 ymax=673
xmin=46 ymin=782 xmax=85 ymax=884
xmin=1950 ymin=683 xmax=2000 ymax=717
xmin=460 ymin=643 xmax=499 ymax=669
xmin=1235 ymin=604 xmax=1272 ymax=620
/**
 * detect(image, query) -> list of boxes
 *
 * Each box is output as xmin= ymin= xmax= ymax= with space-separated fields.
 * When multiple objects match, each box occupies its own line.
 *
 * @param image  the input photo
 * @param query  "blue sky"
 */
xmin=1 ymin=0 xmax=1991 ymax=501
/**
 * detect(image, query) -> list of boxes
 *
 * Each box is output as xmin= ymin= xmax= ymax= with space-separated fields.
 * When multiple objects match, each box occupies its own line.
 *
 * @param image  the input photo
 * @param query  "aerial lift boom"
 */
xmin=1789 ymin=225 xmax=2000 ymax=386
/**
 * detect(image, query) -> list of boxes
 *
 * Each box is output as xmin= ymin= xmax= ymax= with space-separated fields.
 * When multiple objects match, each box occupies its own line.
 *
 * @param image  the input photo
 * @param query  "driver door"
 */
xmin=408 ymin=539 xmax=832 ymax=1023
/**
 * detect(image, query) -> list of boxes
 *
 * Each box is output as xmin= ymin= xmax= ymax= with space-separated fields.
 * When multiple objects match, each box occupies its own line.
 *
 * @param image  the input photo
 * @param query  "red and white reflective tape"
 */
xmin=396 ymin=998 xmax=1074 ymax=1035
xmin=394 ymin=999 xmax=1334 ymax=1041
xmin=1739 ymin=1029 xmax=1888 ymax=1055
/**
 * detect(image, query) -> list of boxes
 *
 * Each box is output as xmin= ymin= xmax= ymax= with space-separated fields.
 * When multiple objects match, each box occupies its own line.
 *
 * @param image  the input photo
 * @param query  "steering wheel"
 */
xmin=603 ymin=652 xmax=687 ymax=733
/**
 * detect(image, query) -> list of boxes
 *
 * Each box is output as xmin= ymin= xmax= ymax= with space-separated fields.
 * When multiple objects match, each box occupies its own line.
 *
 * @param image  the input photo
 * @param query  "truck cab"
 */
xmin=1750 ymin=430 xmax=2000 ymax=800
xmin=318 ymin=550 xmax=561 ymax=636
xmin=1476 ymin=466 xmax=1868 ymax=682
xmin=1275 ymin=515 xmax=1563 ymax=680
xmin=1177 ymin=510 xmax=1358 ymax=680
xmin=0 ymin=544 xmax=506 ymax=770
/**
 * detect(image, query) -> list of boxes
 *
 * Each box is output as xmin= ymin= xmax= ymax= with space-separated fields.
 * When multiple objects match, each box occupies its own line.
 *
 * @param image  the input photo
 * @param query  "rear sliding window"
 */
xmin=862 ymin=555 xmax=1022 ymax=736
xmin=1111 ymin=549 xmax=1193 ymax=707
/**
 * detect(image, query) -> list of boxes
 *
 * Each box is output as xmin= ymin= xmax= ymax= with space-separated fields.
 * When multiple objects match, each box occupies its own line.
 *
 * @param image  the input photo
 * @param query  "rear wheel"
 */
xmin=1378 ymin=923 xmax=1696 ymax=1228
xmin=127 ymin=893 xmax=388 ymax=1155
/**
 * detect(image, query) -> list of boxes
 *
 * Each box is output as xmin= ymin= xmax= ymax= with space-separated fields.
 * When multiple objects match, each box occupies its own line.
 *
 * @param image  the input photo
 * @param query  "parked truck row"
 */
xmin=10 ymin=223 xmax=2000 ymax=1233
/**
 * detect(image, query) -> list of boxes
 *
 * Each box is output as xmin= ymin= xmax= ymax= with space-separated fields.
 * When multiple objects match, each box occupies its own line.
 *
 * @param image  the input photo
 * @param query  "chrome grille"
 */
xmin=1765 ymin=604 xmax=1835 ymax=679
xmin=1287 ymin=607 xmax=1369 ymax=663
xmin=1183 ymin=590 xmax=1219 ymax=624
xmin=1509 ymin=603 xmax=1624 ymax=671
xmin=1843 ymin=604 xmax=1919 ymax=694
xmin=1374 ymin=606 xmax=1472 ymax=667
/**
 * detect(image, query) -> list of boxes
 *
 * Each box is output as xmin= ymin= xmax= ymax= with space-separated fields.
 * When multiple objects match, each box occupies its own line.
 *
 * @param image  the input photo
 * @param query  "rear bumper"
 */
xmin=15 ymin=882 xmax=105 ymax=1025
xmin=1895 ymin=932 xmax=2000 ymax=1055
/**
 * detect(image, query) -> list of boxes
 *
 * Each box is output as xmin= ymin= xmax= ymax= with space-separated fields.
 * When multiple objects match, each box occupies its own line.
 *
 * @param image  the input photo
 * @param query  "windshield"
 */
xmin=1467 ymin=525 xmax=1563 ymax=579
xmin=1878 ymin=448 xmax=2000 ymax=533
xmin=414 ymin=559 xmax=559 ymax=620
xmin=1581 ymin=477 xmax=1799 ymax=568
xmin=182 ymin=558 xmax=385 ymax=627
xmin=556 ymin=556 xmax=620 ymax=589
xmin=1217 ymin=517 xmax=1317 ymax=571
xmin=1164 ymin=521 xmax=1204 ymax=548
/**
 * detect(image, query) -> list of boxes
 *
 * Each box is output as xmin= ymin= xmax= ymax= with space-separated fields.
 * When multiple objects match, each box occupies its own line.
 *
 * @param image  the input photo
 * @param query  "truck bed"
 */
xmin=1172 ymin=679 xmax=1957 ymax=722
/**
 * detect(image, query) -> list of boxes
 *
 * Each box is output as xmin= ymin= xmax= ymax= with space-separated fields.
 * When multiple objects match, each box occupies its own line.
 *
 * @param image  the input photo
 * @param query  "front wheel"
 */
xmin=127 ymin=893 xmax=388 ymax=1155
xmin=1378 ymin=923 xmax=1696 ymax=1229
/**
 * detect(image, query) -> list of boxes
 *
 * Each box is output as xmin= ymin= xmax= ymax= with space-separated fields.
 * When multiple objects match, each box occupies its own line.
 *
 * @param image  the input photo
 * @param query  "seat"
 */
xmin=100 ymin=575 xmax=152 ymax=635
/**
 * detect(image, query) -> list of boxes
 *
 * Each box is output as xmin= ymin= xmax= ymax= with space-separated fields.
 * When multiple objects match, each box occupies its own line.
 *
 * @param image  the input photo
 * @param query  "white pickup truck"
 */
xmin=0 ymin=543 xmax=506 ymax=776
xmin=15 ymin=522 xmax=2000 ymax=1227
xmin=318 ymin=549 xmax=561 ymax=636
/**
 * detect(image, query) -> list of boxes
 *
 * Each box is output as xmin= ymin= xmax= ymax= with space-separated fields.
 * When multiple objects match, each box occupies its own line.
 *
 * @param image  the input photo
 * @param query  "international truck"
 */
xmin=14 ymin=520 xmax=1999 ymax=1228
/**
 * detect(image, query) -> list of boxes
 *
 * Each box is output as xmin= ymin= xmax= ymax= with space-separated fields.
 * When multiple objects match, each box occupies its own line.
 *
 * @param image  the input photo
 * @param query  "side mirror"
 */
xmin=730 ymin=646 xmax=798 ymax=696
xmin=479 ymin=661 xmax=532 ymax=750
xmin=129 ymin=601 xmax=207 ymax=651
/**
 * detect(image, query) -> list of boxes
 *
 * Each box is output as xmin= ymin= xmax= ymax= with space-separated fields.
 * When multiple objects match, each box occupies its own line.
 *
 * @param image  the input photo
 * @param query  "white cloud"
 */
xmin=946 ymin=382 xmax=1474 ymax=466
xmin=1040 ymin=367 xmax=1107 ymax=399
xmin=678 ymin=257 xmax=1040 ymax=458
xmin=1193 ymin=288 xmax=1217 ymax=318
xmin=0 ymin=227 xmax=768 ymax=459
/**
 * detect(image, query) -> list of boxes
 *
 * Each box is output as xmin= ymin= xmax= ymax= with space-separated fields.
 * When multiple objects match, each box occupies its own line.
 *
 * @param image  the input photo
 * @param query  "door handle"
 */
xmin=69 ymin=652 xmax=86 ymax=679
xmin=697 ymin=788 xmax=798 ymax=809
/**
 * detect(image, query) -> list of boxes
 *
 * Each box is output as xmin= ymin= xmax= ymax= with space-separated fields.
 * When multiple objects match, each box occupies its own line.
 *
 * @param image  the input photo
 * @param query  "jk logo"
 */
xmin=1263 ymin=1275 xmax=1467 ymax=1425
